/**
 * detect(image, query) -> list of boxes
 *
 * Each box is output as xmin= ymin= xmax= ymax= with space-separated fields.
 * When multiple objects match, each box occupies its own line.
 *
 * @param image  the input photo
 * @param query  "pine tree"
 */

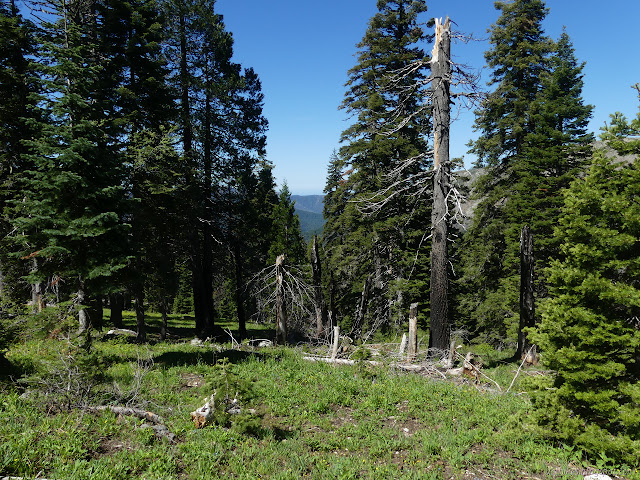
xmin=529 ymin=103 xmax=640 ymax=461
xmin=456 ymin=0 xmax=592 ymax=349
xmin=8 ymin=0 xmax=131 ymax=330
xmin=268 ymin=183 xmax=306 ymax=266
xmin=0 ymin=0 xmax=41 ymax=304
xmin=164 ymin=0 xmax=267 ymax=336
xmin=323 ymin=0 xmax=431 ymax=337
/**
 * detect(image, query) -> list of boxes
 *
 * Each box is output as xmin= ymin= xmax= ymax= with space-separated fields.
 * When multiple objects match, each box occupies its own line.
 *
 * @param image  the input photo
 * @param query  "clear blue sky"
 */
xmin=216 ymin=0 xmax=640 ymax=195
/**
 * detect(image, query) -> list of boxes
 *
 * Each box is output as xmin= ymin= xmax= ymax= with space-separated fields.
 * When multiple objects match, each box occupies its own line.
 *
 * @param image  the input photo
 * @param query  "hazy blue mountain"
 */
xmin=291 ymin=195 xmax=325 ymax=240
xmin=291 ymin=195 xmax=324 ymax=214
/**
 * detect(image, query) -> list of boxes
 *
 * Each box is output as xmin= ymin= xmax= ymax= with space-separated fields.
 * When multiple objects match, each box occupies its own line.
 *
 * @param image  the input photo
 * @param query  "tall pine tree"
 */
xmin=323 ymin=0 xmax=431 ymax=337
xmin=455 ymin=0 xmax=592 ymax=349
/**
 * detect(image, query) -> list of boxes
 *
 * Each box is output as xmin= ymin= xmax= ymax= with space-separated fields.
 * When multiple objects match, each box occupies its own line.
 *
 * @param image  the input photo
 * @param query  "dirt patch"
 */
xmin=90 ymin=436 xmax=136 ymax=458
xmin=179 ymin=372 xmax=205 ymax=389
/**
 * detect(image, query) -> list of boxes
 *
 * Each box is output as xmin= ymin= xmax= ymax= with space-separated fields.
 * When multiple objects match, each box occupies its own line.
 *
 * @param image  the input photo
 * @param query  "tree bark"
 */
xmin=160 ymin=297 xmax=169 ymax=341
xmin=92 ymin=294 xmax=103 ymax=330
xmin=407 ymin=303 xmax=418 ymax=362
xmin=429 ymin=17 xmax=452 ymax=354
xmin=352 ymin=275 xmax=371 ymax=340
xmin=517 ymin=224 xmax=535 ymax=359
xmin=310 ymin=236 xmax=328 ymax=338
xmin=233 ymin=244 xmax=247 ymax=340
xmin=109 ymin=292 xmax=124 ymax=328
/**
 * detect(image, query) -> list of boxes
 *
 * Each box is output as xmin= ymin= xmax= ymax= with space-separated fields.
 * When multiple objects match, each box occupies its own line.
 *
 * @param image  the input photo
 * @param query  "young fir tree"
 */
xmin=323 ymin=0 xmax=431 ymax=337
xmin=529 ymin=101 xmax=640 ymax=462
xmin=455 ymin=0 xmax=592 ymax=348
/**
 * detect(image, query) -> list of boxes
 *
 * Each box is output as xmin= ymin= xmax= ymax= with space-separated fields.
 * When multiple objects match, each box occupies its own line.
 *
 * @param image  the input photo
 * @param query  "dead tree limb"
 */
xmin=86 ymin=406 xmax=176 ymax=442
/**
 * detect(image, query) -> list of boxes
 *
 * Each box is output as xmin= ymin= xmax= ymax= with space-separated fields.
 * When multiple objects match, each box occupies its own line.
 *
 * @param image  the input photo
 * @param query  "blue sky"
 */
xmin=216 ymin=0 xmax=640 ymax=195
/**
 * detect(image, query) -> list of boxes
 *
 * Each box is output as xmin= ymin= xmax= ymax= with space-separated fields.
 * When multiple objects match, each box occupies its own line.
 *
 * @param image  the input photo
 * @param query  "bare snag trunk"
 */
xmin=429 ymin=17 xmax=452 ymax=354
xmin=310 ymin=236 xmax=328 ymax=338
xmin=275 ymin=254 xmax=288 ymax=345
xmin=407 ymin=303 xmax=418 ymax=362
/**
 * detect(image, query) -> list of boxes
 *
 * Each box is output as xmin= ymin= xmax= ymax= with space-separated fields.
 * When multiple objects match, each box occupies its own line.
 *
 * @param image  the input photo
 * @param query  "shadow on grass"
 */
xmin=154 ymin=348 xmax=266 ymax=368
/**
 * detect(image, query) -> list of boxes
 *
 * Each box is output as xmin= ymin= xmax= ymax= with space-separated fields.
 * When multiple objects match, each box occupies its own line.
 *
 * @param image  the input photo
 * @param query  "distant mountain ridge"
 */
xmin=291 ymin=195 xmax=324 ymax=214
xmin=291 ymin=195 xmax=325 ymax=240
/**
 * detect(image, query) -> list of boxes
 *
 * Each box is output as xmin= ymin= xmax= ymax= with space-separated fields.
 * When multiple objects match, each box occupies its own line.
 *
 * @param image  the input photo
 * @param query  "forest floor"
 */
xmin=0 ymin=311 xmax=636 ymax=480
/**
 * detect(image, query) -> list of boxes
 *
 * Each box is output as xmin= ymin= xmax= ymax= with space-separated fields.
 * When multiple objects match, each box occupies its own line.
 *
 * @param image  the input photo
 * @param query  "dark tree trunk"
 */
xmin=160 ymin=297 xmax=168 ymax=341
xmin=233 ymin=244 xmax=247 ymax=340
xmin=109 ymin=292 xmax=124 ymax=328
xmin=92 ymin=295 xmax=103 ymax=330
xmin=310 ymin=236 xmax=328 ymax=338
xmin=329 ymin=271 xmax=336 ymax=327
xmin=352 ymin=275 xmax=371 ymax=340
xmin=517 ymin=224 xmax=535 ymax=358
xmin=200 ymin=75 xmax=215 ymax=337
xmin=428 ymin=18 xmax=452 ymax=354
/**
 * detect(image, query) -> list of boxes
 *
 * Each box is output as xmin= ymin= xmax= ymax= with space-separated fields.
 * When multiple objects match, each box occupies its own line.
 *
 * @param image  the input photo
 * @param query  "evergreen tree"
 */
xmin=0 ymin=0 xmax=41 ymax=304
xmin=455 ymin=1 xmax=592 ymax=348
xmin=323 ymin=0 xmax=431 ymax=337
xmin=164 ymin=0 xmax=267 ymax=336
xmin=8 ymin=0 xmax=131 ymax=330
xmin=529 ymin=104 xmax=640 ymax=461
xmin=268 ymin=183 xmax=306 ymax=266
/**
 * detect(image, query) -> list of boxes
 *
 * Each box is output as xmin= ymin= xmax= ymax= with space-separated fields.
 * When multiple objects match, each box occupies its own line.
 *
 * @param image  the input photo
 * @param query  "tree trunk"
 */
xmin=275 ymin=254 xmax=288 ymax=345
xmin=233 ymin=244 xmax=247 ymax=340
xmin=160 ymin=297 xmax=168 ymax=341
xmin=310 ymin=236 xmax=328 ymax=338
xmin=133 ymin=283 xmax=146 ymax=343
xmin=407 ymin=303 xmax=418 ymax=362
xmin=429 ymin=17 xmax=452 ymax=354
xmin=109 ymin=292 xmax=124 ymax=328
xmin=352 ymin=275 xmax=371 ymax=340
xmin=517 ymin=224 xmax=535 ymax=359
xmin=92 ymin=294 xmax=103 ymax=330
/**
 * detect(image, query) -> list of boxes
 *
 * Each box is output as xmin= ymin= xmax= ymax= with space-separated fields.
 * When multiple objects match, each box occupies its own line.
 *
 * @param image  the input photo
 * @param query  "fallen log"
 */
xmin=302 ymin=356 xmax=436 ymax=373
xmin=86 ymin=406 xmax=176 ymax=443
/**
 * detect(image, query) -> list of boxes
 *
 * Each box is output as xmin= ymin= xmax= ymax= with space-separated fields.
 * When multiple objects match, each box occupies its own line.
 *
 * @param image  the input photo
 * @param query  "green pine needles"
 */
xmin=529 ymin=128 xmax=640 ymax=463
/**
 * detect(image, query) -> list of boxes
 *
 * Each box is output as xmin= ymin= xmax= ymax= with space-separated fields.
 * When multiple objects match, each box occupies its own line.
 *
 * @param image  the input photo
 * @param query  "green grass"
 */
xmin=1 ymin=312 xmax=638 ymax=479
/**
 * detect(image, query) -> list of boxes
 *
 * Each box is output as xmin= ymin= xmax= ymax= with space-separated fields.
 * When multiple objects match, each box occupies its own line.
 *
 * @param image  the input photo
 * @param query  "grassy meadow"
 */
xmin=0 ymin=312 xmax=636 ymax=480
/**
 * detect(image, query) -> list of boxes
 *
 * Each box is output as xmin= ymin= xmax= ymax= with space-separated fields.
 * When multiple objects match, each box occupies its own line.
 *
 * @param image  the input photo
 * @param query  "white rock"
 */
xmin=584 ymin=474 xmax=612 ymax=480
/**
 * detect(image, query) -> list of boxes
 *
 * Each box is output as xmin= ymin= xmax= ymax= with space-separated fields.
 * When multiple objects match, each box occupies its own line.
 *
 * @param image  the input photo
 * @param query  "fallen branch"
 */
xmin=86 ymin=406 xmax=176 ymax=443
xmin=303 ymin=355 xmax=441 ymax=374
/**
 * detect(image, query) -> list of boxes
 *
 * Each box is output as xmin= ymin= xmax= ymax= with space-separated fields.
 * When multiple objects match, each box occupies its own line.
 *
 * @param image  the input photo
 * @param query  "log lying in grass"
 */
xmin=104 ymin=328 xmax=137 ymax=338
xmin=302 ymin=356 xmax=439 ymax=374
xmin=86 ymin=406 xmax=176 ymax=443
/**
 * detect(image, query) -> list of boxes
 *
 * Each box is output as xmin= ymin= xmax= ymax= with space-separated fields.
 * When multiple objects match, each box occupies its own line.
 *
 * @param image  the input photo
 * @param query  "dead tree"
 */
xmin=428 ymin=17 xmax=452 ymax=354
xmin=356 ymin=17 xmax=481 ymax=355
xmin=250 ymin=254 xmax=314 ymax=344
xmin=310 ymin=236 xmax=328 ymax=338
xmin=517 ymin=224 xmax=535 ymax=359
xmin=275 ymin=254 xmax=288 ymax=345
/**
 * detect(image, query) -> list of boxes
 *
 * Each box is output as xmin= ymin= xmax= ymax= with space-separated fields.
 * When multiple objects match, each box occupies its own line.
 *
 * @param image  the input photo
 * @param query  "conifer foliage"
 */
xmin=323 ymin=0 xmax=432 ymax=336
xmin=529 ymin=105 xmax=640 ymax=461
xmin=456 ymin=0 xmax=593 ymax=348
